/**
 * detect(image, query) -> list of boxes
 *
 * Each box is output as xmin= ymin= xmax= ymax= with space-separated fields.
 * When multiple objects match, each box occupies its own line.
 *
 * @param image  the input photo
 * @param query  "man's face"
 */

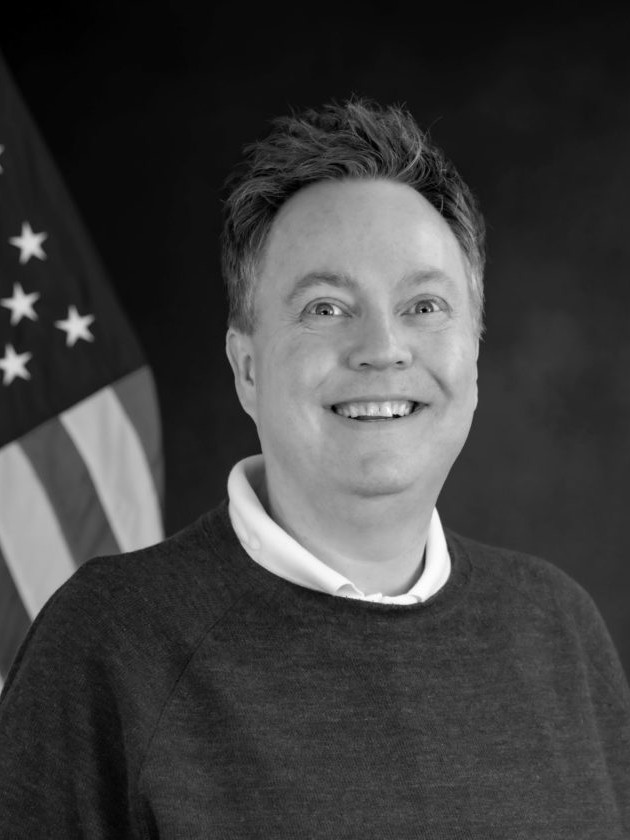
xmin=227 ymin=178 xmax=479 ymax=507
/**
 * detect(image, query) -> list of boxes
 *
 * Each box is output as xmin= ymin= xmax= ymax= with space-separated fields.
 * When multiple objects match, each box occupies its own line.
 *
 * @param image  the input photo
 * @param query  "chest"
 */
xmin=135 ymin=622 xmax=625 ymax=839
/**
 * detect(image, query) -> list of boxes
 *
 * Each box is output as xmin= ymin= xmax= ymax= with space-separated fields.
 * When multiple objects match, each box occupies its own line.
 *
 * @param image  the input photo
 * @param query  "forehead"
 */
xmin=259 ymin=178 xmax=468 ymax=292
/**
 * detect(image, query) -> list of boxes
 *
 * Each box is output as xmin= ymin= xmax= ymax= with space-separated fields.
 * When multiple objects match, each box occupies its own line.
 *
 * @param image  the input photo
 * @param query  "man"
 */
xmin=0 ymin=99 xmax=628 ymax=838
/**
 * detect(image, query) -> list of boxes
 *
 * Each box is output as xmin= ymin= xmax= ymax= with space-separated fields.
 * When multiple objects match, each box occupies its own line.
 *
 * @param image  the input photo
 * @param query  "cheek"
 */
xmin=425 ymin=336 xmax=478 ymax=402
xmin=457 ymin=358 xmax=479 ymax=409
xmin=259 ymin=334 xmax=338 ymax=404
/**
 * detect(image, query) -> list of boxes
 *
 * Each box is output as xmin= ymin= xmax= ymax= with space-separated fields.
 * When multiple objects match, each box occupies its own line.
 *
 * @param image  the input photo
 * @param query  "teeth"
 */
xmin=333 ymin=401 xmax=415 ymax=419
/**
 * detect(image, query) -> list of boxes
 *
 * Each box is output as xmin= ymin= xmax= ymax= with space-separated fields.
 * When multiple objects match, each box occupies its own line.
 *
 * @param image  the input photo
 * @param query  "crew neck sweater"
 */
xmin=0 ymin=502 xmax=629 ymax=839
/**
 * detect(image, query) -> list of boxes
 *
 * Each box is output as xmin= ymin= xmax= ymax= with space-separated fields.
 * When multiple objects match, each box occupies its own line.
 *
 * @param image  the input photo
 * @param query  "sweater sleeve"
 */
xmin=570 ymin=582 xmax=630 ymax=825
xmin=0 ymin=569 xmax=138 ymax=838
xmin=550 ymin=565 xmax=630 ymax=709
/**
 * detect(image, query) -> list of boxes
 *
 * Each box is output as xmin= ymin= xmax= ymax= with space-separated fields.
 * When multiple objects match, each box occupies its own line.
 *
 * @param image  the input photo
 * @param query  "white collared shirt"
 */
xmin=227 ymin=455 xmax=451 ymax=605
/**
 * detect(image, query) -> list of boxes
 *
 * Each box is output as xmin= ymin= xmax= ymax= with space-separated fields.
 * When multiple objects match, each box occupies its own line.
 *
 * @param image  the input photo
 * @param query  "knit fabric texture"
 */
xmin=0 ymin=500 xmax=629 ymax=839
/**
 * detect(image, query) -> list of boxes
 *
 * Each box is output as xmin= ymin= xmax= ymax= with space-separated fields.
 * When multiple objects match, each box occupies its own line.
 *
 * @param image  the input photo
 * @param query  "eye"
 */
xmin=407 ymin=298 xmax=444 ymax=315
xmin=304 ymin=300 xmax=345 ymax=317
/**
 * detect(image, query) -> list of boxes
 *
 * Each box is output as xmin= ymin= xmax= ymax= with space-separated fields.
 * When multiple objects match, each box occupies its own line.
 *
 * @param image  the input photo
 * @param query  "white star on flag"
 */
xmin=0 ymin=343 xmax=33 ymax=385
xmin=0 ymin=144 xmax=4 ymax=174
xmin=0 ymin=282 xmax=40 ymax=325
xmin=54 ymin=305 xmax=95 ymax=347
xmin=9 ymin=220 xmax=48 ymax=264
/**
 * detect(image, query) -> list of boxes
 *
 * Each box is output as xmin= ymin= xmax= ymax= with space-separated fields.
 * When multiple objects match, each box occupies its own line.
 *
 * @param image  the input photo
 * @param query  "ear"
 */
xmin=226 ymin=327 xmax=258 ymax=423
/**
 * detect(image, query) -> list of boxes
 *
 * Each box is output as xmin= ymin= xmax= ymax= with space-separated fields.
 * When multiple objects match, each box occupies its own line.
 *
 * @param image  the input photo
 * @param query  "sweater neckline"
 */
xmin=201 ymin=500 xmax=473 ymax=622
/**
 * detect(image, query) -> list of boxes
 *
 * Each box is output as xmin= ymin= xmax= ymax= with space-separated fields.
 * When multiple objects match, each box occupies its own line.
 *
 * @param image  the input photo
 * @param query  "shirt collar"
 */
xmin=227 ymin=454 xmax=450 ymax=604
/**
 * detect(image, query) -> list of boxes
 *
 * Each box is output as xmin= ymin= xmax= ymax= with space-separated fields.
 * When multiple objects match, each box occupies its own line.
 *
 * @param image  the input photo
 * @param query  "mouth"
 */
xmin=330 ymin=399 xmax=423 ymax=422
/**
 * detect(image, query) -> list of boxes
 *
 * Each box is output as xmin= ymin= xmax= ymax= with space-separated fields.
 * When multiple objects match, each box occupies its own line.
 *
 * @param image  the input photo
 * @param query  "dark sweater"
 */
xmin=0 ymin=502 xmax=628 ymax=839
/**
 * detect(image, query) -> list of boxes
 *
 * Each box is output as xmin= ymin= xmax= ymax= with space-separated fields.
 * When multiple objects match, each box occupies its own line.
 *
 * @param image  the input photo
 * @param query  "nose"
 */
xmin=346 ymin=312 xmax=413 ymax=371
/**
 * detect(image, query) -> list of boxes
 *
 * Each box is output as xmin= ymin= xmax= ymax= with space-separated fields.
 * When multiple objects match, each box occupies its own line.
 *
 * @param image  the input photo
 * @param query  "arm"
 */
xmin=0 ymin=571 xmax=137 ymax=838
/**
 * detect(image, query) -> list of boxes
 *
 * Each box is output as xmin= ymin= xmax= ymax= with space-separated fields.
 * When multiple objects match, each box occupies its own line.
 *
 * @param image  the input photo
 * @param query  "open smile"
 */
xmin=330 ymin=399 xmax=423 ymax=421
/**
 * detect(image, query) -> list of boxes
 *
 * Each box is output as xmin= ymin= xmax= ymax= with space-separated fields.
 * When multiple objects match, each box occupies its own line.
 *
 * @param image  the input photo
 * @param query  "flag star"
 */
xmin=9 ymin=221 xmax=48 ymax=264
xmin=0 ymin=282 xmax=40 ymax=325
xmin=0 ymin=145 xmax=4 ymax=174
xmin=0 ymin=343 xmax=32 ymax=385
xmin=55 ymin=305 xmax=95 ymax=347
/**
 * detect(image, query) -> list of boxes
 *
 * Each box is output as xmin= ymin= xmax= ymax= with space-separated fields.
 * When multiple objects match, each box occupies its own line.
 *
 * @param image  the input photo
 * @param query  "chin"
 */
xmin=335 ymin=440 xmax=460 ymax=501
xmin=339 ymin=458 xmax=421 ymax=499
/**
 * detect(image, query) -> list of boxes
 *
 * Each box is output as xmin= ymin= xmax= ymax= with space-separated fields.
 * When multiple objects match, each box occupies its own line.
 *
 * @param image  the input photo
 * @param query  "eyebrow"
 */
xmin=284 ymin=268 xmax=456 ymax=307
xmin=284 ymin=271 xmax=359 ymax=307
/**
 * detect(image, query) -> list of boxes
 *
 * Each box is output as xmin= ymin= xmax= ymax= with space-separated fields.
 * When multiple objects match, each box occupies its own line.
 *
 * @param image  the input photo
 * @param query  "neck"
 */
xmin=262 ymin=469 xmax=436 ymax=597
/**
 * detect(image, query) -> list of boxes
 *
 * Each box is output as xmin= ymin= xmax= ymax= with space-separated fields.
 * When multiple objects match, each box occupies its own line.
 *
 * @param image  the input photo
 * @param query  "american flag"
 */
xmin=0 ymin=54 xmax=164 ymax=689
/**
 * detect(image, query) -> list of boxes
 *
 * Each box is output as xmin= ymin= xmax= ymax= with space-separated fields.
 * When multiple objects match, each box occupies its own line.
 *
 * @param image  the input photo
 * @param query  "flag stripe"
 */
xmin=0 ymin=540 xmax=31 ymax=683
xmin=0 ymin=442 xmax=76 ymax=619
xmin=20 ymin=414 xmax=121 ymax=565
xmin=60 ymin=386 xmax=163 ymax=552
xmin=112 ymin=366 xmax=165 ymax=510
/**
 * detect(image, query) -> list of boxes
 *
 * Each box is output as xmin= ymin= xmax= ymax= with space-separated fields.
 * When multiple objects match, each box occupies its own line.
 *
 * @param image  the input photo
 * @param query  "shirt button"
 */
xmin=248 ymin=533 xmax=261 ymax=551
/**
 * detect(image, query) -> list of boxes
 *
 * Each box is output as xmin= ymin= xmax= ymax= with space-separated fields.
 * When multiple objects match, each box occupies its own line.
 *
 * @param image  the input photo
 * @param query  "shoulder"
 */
xmin=446 ymin=528 xmax=592 ymax=614
xmin=70 ymin=499 xmax=250 ymax=616
xmin=0 ymin=499 xmax=260 ymax=819
xmin=0 ymin=505 xmax=247 ymax=832
xmin=446 ymin=529 xmax=630 ymax=701
xmin=3 ymin=500 xmax=254 ymax=694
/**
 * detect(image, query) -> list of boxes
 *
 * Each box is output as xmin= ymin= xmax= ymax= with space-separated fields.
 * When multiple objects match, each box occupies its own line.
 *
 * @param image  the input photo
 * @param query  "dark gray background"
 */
xmin=3 ymin=5 xmax=629 ymax=674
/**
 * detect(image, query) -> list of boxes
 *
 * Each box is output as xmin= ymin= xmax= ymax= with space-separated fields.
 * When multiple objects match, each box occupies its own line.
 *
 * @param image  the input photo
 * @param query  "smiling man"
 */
xmin=226 ymin=176 xmax=479 ymax=599
xmin=1 ymin=99 xmax=629 ymax=838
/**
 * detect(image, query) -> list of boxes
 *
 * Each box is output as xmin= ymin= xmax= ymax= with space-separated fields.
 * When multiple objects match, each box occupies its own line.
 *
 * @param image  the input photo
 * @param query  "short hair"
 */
xmin=221 ymin=98 xmax=486 ymax=336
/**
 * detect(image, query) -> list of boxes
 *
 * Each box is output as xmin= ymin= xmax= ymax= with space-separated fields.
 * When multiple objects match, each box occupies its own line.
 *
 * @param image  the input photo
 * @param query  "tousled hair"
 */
xmin=221 ymin=98 xmax=485 ymax=335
